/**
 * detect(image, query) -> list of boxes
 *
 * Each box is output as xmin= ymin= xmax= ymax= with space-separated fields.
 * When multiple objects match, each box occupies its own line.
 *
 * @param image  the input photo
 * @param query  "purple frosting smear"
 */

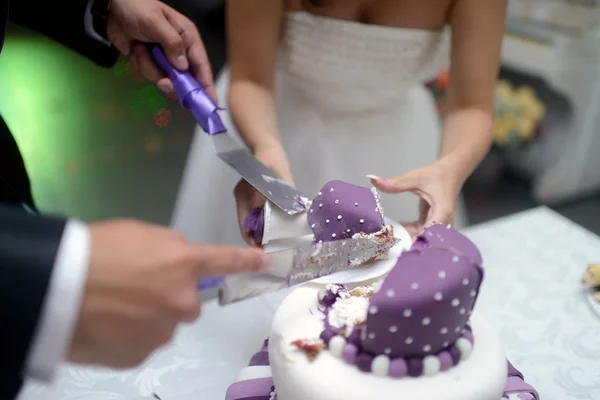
xmin=307 ymin=180 xmax=384 ymax=243
xmin=243 ymin=207 xmax=265 ymax=244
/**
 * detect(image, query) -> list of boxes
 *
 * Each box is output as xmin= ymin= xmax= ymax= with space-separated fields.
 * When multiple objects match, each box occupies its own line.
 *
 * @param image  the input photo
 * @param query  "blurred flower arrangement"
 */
xmin=428 ymin=69 xmax=546 ymax=150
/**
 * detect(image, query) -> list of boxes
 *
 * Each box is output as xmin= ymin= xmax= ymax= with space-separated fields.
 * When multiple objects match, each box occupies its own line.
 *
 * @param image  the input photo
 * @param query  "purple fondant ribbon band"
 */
xmin=225 ymin=377 xmax=274 ymax=400
xmin=150 ymin=45 xmax=226 ymax=135
xmin=503 ymin=376 xmax=539 ymax=400
xmin=507 ymin=360 xmax=524 ymax=380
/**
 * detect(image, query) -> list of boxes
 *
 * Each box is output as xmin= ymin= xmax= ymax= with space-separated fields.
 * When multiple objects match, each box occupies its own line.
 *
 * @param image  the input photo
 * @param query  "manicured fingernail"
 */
xmin=176 ymin=55 xmax=188 ymax=70
xmin=366 ymin=174 xmax=382 ymax=181
xmin=158 ymin=81 xmax=174 ymax=94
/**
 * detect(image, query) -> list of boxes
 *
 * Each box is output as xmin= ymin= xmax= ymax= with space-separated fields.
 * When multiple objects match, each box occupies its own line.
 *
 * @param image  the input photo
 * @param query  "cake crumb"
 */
xmin=348 ymin=286 xmax=375 ymax=298
xmin=291 ymin=339 xmax=324 ymax=361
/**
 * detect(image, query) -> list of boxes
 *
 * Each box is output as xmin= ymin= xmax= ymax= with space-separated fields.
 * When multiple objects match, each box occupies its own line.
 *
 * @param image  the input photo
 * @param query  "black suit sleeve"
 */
xmin=8 ymin=0 xmax=119 ymax=68
xmin=0 ymin=204 xmax=66 ymax=390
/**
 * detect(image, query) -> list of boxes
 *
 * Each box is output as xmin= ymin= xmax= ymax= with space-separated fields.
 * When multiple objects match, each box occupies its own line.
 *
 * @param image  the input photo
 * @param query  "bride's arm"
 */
xmin=439 ymin=0 xmax=507 ymax=186
xmin=227 ymin=1 xmax=293 ymax=181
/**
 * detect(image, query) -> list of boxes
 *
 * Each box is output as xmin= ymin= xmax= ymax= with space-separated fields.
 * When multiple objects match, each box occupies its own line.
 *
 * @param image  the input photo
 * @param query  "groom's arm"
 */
xmin=8 ymin=0 xmax=118 ymax=67
xmin=0 ymin=204 xmax=91 ymax=384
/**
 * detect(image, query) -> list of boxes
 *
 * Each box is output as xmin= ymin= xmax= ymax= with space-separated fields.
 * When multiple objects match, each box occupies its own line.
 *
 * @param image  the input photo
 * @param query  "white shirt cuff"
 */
xmin=25 ymin=219 xmax=91 ymax=382
xmin=84 ymin=0 xmax=113 ymax=47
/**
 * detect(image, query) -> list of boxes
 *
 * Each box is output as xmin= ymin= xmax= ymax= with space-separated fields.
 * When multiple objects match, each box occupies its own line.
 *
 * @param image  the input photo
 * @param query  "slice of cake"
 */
xmin=244 ymin=180 xmax=397 ymax=259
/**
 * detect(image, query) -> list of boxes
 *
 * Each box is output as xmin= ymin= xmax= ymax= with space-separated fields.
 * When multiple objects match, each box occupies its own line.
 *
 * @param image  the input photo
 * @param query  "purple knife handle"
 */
xmin=198 ymin=276 xmax=225 ymax=290
xmin=150 ymin=45 xmax=226 ymax=134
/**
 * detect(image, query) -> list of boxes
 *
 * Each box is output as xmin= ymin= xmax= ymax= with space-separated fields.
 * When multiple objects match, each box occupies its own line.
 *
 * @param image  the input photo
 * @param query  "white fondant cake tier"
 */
xmin=269 ymin=285 xmax=507 ymax=400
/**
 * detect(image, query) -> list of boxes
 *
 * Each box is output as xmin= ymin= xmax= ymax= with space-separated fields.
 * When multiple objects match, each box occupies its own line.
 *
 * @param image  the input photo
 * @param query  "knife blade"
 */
xmin=217 ymin=236 xmax=400 ymax=305
xmin=149 ymin=45 xmax=305 ymax=215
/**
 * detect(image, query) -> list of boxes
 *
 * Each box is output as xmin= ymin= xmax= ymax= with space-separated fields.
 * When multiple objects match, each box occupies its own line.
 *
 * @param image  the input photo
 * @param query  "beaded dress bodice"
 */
xmin=278 ymin=11 xmax=449 ymax=110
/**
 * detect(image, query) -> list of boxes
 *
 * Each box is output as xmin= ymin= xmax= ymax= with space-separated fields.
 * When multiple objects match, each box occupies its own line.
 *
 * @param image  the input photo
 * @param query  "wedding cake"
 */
xmin=227 ymin=180 xmax=539 ymax=400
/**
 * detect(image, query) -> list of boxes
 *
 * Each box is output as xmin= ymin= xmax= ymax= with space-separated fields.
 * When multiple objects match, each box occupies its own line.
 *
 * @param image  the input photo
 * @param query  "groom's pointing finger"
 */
xmin=192 ymin=245 xmax=270 ymax=277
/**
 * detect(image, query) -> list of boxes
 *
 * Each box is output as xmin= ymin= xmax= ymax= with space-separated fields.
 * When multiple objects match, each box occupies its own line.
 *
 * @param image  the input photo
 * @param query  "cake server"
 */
xmin=149 ymin=45 xmax=305 ymax=215
xmin=218 ymin=236 xmax=400 ymax=305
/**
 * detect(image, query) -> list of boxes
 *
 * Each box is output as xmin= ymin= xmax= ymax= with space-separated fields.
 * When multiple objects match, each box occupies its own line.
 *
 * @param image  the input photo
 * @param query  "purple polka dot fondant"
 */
xmin=411 ymin=238 xmax=427 ymax=250
xmin=438 ymin=351 xmax=453 ymax=371
xmin=449 ymin=346 xmax=461 ymax=366
xmin=363 ymin=236 xmax=484 ymax=359
xmin=356 ymin=353 xmax=373 ymax=373
xmin=342 ymin=344 xmax=358 ymax=364
xmin=389 ymin=358 xmax=408 ymax=378
xmin=413 ymin=223 xmax=483 ymax=267
xmin=406 ymin=358 xmax=424 ymax=377
xmin=307 ymin=180 xmax=384 ymax=243
xmin=320 ymin=329 xmax=336 ymax=345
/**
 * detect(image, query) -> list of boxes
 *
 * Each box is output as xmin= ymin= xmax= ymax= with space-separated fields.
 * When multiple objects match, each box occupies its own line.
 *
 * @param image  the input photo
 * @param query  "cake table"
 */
xmin=16 ymin=207 xmax=600 ymax=400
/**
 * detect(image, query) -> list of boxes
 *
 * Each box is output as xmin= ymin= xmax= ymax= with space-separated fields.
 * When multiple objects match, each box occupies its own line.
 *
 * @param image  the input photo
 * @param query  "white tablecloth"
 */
xmin=17 ymin=207 xmax=600 ymax=400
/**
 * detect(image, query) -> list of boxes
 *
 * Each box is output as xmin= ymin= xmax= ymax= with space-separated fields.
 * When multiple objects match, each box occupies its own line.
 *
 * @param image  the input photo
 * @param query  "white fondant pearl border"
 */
xmin=329 ymin=335 xmax=346 ymax=358
xmin=325 ymin=329 xmax=475 ymax=379
xmin=371 ymin=355 xmax=391 ymax=377
xmin=423 ymin=355 xmax=441 ymax=376
xmin=456 ymin=337 xmax=473 ymax=361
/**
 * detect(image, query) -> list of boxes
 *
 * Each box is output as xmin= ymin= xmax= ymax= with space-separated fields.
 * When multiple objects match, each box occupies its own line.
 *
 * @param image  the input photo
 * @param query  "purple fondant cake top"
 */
xmin=307 ymin=180 xmax=384 ymax=243
xmin=363 ymin=227 xmax=484 ymax=359
xmin=412 ymin=223 xmax=483 ymax=266
xmin=243 ymin=207 xmax=265 ymax=244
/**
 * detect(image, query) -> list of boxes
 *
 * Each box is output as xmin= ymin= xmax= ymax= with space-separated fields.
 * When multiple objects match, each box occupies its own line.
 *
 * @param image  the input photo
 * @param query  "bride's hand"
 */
xmin=234 ymin=144 xmax=295 ymax=247
xmin=367 ymin=162 xmax=461 ymax=239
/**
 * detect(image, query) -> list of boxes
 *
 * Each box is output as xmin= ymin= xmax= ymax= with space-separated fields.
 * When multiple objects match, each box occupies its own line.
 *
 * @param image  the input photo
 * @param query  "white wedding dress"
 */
xmin=171 ymin=12 xmax=467 ymax=246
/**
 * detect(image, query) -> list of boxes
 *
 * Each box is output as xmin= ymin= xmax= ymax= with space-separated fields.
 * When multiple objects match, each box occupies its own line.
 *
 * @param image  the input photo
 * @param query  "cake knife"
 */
xmin=217 ymin=236 xmax=400 ymax=305
xmin=149 ymin=45 xmax=305 ymax=215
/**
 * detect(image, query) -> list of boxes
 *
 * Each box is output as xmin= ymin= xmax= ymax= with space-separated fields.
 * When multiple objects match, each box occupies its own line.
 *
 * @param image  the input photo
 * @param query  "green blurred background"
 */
xmin=0 ymin=24 xmax=197 ymax=224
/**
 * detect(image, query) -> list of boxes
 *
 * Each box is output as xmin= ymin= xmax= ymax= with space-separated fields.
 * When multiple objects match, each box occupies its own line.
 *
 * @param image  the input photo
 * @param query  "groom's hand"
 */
xmin=106 ymin=0 xmax=217 ymax=102
xmin=68 ymin=220 xmax=269 ymax=368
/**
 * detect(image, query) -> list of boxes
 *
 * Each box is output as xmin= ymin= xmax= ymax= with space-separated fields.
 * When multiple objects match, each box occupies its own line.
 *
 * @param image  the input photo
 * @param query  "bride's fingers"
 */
xmin=367 ymin=173 xmax=421 ymax=194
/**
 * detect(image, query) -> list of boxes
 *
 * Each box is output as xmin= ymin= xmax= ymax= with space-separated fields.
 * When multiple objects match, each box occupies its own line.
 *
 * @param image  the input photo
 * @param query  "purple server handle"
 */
xmin=150 ymin=45 xmax=226 ymax=134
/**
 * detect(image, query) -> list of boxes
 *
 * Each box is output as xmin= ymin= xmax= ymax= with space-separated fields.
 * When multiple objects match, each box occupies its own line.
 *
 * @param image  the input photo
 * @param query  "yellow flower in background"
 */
xmin=515 ymin=116 xmax=536 ymax=141
xmin=514 ymin=87 xmax=545 ymax=121
xmin=495 ymin=80 xmax=514 ymax=103
xmin=492 ymin=81 xmax=545 ymax=146
xmin=493 ymin=115 xmax=514 ymax=144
